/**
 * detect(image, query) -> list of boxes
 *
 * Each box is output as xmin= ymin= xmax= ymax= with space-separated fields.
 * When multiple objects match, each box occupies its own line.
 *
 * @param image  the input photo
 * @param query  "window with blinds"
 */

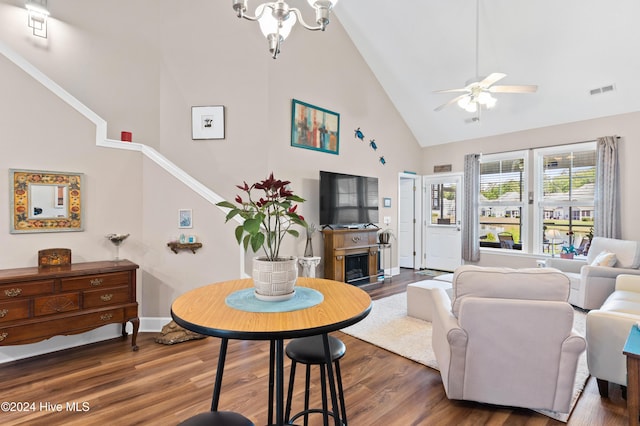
xmin=477 ymin=143 xmax=596 ymax=254
xmin=538 ymin=145 xmax=596 ymax=254
xmin=478 ymin=152 xmax=527 ymax=250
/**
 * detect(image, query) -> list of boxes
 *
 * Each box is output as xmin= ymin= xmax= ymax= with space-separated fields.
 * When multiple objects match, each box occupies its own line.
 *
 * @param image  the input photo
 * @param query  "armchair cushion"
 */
xmin=590 ymin=250 xmax=617 ymax=267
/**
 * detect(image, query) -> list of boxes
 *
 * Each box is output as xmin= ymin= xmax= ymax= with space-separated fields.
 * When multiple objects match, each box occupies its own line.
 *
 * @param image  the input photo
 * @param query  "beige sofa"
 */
xmin=431 ymin=265 xmax=586 ymax=413
xmin=546 ymin=237 xmax=640 ymax=310
xmin=586 ymin=274 xmax=640 ymax=397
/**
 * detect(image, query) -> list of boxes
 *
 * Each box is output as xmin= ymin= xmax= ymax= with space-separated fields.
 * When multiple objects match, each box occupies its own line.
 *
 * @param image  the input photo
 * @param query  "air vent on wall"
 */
xmin=590 ymin=84 xmax=616 ymax=96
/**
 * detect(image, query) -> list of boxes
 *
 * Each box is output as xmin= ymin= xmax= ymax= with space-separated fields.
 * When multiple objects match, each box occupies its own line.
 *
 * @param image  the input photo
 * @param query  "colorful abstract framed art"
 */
xmin=291 ymin=99 xmax=340 ymax=155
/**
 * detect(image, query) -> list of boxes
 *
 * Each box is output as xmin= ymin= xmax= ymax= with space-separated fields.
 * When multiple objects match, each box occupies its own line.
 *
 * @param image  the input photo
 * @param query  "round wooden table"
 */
xmin=171 ymin=277 xmax=372 ymax=426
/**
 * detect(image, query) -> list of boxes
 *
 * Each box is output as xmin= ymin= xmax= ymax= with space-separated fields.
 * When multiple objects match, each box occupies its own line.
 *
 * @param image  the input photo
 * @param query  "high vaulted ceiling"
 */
xmin=334 ymin=0 xmax=640 ymax=147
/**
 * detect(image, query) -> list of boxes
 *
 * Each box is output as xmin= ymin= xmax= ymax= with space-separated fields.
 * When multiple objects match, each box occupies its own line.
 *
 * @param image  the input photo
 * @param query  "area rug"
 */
xmin=341 ymin=292 xmax=589 ymax=423
xmin=416 ymin=269 xmax=449 ymax=277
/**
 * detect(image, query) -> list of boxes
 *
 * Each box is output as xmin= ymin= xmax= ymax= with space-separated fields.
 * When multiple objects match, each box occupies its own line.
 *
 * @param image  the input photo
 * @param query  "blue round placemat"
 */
xmin=225 ymin=287 xmax=324 ymax=313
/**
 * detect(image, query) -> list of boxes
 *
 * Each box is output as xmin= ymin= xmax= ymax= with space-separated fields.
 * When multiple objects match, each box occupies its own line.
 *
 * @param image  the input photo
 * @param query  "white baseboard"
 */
xmin=0 ymin=317 xmax=173 ymax=364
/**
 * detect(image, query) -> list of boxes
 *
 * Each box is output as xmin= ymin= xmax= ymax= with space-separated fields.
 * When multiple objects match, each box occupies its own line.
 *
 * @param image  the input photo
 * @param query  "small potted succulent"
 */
xmin=217 ymin=173 xmax=307 ymax=301
xmin=561 ymin=231 xmax=576 ymax=259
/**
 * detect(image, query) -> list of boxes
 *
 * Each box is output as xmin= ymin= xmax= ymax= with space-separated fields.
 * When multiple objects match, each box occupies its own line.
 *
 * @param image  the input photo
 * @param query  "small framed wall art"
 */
xmin=178 ymin=209 xmax=193 ymax=229
xmin=291 ymin=99 xmax=340 ymax=155
xmin=192 ymin=106 xmax=225 ymax=140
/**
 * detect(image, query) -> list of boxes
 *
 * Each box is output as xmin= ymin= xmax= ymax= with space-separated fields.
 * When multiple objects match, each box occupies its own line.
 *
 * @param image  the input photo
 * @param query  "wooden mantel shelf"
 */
xmin=167 ymin=242 xmax=202 ymax=254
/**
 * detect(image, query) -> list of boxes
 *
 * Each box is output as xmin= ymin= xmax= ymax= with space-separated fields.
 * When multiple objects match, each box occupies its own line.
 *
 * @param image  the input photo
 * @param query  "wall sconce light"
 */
xmin=232 ymin=0 xmax=339 ymax=59
xmin=26 ymin=0 xmax=50 ymax=39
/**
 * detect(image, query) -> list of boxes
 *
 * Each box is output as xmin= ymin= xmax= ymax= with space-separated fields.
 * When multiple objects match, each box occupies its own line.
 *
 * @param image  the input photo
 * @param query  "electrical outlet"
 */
xmin=383 ymin=216 xmax=391 ymax=225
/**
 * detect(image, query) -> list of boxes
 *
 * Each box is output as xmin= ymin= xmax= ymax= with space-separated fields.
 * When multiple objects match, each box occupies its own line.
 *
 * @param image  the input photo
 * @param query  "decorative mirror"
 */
xmin=9 ymin=169 xmax=84 ymax=233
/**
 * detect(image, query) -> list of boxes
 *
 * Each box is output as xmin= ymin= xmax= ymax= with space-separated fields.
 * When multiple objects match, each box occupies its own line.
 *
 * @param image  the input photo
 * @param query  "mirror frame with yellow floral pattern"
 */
xmin=9 ymin=169 xmax=84 ymax=233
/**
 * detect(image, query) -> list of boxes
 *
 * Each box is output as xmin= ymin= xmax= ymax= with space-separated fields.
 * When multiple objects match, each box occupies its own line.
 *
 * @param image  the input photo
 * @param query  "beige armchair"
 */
xmin=431 ymin=265 xmax=586 ymax=413
xmin=586 ymin=274 xmax=640 ymax=397
xmin=546 ymin=237 xmax=640 ymax=310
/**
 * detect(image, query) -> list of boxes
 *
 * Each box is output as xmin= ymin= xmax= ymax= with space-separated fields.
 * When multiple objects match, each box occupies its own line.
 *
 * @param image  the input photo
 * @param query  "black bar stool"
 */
xmin=178 ymin=411 xmax=255 ymax=426
xmin=284 ymin=335 xmax=347 ymax=426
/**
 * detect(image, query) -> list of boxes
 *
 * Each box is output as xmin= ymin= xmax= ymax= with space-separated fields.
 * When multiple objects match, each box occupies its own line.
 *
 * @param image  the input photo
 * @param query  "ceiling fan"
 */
xmin=433 ymin=0 xmax=537 ymax=116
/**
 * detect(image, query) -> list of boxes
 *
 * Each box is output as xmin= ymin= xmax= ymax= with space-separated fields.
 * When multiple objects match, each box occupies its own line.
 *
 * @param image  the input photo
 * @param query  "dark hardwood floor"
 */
xmin=2 ymin=269 xmax=629 ymax=425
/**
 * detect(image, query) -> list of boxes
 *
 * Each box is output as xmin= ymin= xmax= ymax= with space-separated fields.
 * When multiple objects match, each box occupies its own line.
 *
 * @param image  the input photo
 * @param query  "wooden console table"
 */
xmin=0 ymin=259 xmax=140 ymax=350
xmin=323 ymin=228 xmax=379 ymax=284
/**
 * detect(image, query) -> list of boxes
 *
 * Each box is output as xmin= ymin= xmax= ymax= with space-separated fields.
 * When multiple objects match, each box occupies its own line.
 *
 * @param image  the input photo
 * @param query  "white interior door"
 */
xmin=423 ymin=173 xmax=463 ymax=271
xmin=399 ymin=174 xmax=421 ymax=269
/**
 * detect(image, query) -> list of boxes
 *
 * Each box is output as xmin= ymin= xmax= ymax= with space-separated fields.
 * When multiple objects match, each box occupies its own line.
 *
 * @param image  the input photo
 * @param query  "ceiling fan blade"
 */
xmin=479 ymin=72 xmax=506 ymax=88
xmin=434 ymin=94 xmax=468 ymax=112
xmin=433 ymin=88 xmax=469 ymax=94
xmin=489 ymin=84 xmax=538 ymax=93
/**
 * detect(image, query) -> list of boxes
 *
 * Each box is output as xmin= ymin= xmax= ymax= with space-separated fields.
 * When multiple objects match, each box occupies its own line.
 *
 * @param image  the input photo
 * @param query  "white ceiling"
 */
xmin=333 ymin=0 xmax=640 ymax=147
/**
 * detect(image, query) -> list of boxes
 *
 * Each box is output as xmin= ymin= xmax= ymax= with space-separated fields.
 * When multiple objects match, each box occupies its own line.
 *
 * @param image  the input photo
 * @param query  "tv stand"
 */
xmin=323 ymin=228 xmax=379 ymax=284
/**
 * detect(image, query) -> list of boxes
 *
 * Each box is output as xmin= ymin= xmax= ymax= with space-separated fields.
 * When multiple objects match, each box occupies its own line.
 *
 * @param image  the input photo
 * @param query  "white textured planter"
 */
xmin=252 ymin=256 xmax=298 ymax=301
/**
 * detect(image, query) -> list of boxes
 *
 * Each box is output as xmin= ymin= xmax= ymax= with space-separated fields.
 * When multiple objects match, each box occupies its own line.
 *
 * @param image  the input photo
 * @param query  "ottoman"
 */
xmin=406 ymin=273 xmax=454 ymax=321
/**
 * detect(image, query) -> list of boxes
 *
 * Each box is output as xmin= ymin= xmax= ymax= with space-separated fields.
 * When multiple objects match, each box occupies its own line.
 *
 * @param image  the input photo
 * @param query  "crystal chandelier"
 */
xmin=232 ymin=0 xmax=339 ymax=59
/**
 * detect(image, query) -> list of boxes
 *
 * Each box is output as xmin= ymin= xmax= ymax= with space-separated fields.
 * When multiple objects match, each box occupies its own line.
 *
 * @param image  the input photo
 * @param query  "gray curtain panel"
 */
xmin=594 ymin=136 xmax=620 ymax=239
xmin=463 ymin=153 xmax=481 ymax=261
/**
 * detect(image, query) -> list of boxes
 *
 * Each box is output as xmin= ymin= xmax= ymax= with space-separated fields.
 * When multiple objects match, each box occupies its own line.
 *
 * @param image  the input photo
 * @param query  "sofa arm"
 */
xmin=587 ymin=310 xmax=640 ymax=386
xmin=430 ymin=288 xmax=467 ymax=399
xmin=582 ymin=265 xmax=640 ymax=280
xmin=545 ymin=258 xmax=586 ymax=273
xmin=615 ymin=274 xmax=640 ymax=292
xmin=555 ymin=332 xmax=588 ymax=412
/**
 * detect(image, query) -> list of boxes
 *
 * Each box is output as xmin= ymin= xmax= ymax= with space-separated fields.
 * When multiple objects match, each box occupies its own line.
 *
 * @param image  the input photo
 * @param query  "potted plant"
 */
xmin=217 ymin=173 xmax=307 ymax=301
xmin=561 ymin=231 xmax=576 ymax=259
xmin=560 ymin=245 xmax=576 ymax=259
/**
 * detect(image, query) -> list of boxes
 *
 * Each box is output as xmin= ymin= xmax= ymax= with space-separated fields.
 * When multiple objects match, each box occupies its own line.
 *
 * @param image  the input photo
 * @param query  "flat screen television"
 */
xmin=319 ymin=171 xmax=379 ymax=227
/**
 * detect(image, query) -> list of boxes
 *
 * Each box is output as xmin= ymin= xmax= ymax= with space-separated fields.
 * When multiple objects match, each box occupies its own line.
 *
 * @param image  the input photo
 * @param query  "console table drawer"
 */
xmin=61 ymin=271 xmax=129 ymax=291
xmin=34 ymin=293 xmax=80 ymax=316
xmin=0 ymin=300 xmax=30 ymax=322
xmin=0 ymin=307 xmax=126 ymax=345
xmin=336 ymin=232 xmax=376 ymax=248
xmin=83 ymin=286 xmax=131 ymax=308
xmin=0 ymin=280 xmax=56 ymax=300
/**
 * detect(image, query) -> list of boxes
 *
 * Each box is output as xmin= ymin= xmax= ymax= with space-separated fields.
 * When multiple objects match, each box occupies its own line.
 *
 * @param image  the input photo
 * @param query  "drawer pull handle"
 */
xmin=0 ymin=332 xmax=7 ymax=342
xmin=351 ymin=236 xmax=361 ymax=243
xmin=100 ymin=294 xmax=113 ymax=302
xmin=4 ymin=288 xmax=22 ymax=297
xmin=100 ymin=313 xmax=113 ymax=321
xmin=90 ymin=278 xmax=104 ymax=286
xmin=0 ymin=309 xmax=7 ymax=318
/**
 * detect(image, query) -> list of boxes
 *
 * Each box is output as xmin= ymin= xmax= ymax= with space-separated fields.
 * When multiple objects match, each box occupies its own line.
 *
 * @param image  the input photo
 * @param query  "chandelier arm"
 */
xmin=233 ymin=0 xmax=272 ymax=21
xmin=289 ymin=8 xmax=325 ymax=31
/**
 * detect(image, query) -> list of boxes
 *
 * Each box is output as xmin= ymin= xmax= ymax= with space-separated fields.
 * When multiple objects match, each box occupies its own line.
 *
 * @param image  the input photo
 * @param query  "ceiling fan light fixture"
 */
xmin=460 ymin=97 xmax=477 ymax=113
xmin=457 ymin=96 xmax=471 ymax=109
xmin=477 ymin=91 xmax=497 ymax=108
